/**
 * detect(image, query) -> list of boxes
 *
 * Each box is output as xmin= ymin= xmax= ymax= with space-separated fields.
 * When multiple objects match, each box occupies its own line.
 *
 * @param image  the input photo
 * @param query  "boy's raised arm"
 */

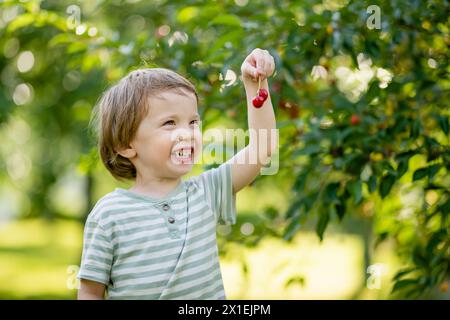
xmin=227 ymin=48 xmax=278 ymax=194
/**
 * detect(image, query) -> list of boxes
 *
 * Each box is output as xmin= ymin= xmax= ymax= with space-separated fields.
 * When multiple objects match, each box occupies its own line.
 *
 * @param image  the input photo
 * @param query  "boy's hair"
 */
xmin=90 ymin=68 xmax=198 ymax=181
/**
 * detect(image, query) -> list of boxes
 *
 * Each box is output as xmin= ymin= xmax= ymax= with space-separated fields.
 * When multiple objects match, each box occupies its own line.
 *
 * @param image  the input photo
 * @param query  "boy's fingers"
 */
xmin=263 ymin=52 xmax=275 ymax=76
xmin=251 ymin=50 xmax=265 ymax=75
xmin=242 ymin=63 xmax=258 ymax=80
xmin=264 ymin=65 xmax=271 ymax=78
xmin=256 ymin=56 xmax=266 ymax=76
xmin=266 ymin=58 xmax=275 ymax=77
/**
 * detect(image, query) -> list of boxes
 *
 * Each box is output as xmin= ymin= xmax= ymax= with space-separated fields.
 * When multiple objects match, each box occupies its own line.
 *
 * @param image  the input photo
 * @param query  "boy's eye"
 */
xmin=190 ymin=119 xmax=200 ymax=125
xmin=163 ymin=120 xmax=175 ymax=126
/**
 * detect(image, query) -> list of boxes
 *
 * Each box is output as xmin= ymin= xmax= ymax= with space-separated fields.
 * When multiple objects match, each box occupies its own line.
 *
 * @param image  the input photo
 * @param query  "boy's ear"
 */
xmin=117 ymin=145 xmax=137 ymax=159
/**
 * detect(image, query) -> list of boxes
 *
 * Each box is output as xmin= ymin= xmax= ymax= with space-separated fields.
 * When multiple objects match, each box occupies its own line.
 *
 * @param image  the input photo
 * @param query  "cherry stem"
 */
xmin=258 ymin=76 xmax=261 ymax=92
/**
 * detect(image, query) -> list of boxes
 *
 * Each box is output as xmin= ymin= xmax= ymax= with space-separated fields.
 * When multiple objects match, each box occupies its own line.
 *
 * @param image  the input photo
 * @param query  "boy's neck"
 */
xmin=130 ymin=175 xmax=182 ymax=199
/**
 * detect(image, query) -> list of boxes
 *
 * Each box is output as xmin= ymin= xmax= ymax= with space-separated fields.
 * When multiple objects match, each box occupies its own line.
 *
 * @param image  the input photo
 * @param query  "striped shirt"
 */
xmin=77 ymin=162 xmax=236 ymax=299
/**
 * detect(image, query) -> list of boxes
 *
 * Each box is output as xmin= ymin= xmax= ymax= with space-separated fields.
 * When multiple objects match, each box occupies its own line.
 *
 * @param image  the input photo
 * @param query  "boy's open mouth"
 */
xmin=171 ymin=147 xmax=194 ymax=165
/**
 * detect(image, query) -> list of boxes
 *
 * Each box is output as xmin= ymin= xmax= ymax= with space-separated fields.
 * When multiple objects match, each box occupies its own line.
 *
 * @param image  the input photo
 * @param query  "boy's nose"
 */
xmin=172 ymin=128 xmax=194 ymax=142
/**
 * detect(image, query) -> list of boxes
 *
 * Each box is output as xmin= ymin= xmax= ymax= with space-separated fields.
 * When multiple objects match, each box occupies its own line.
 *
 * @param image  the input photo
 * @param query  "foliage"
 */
xmin=0 ymin=0 xmax=448 ymax=298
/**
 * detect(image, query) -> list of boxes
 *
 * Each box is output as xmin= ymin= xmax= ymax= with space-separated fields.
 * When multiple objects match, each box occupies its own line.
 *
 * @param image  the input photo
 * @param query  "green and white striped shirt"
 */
xmin=77 ymin=163 xmax=236 ymax=299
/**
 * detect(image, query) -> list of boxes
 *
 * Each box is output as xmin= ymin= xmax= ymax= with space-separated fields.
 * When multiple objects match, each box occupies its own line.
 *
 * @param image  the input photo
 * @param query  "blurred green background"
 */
xmin=0 ymin=0 xmax=449 ymax=299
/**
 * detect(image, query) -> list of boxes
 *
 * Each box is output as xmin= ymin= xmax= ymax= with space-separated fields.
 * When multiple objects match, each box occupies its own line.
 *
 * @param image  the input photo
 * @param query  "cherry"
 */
xmin=350 ymin=114 xmax=361 ymax=126
xmin=226 ymin=110 xmax=237 ymax=118
xmin=278 ymin=99 xmax=288 ymax=109
xmin=252 ymin=96 xmax=265 ymax=108
xmin=251 ymin=77 xmax=268 ymax=108
xmin=272 ymin=81 xmax=281 ymax=93
xmin=377 ymin=122 xmax=387 ymax=130
xmin=440 ymin=281 xmax=449 ymax=293
xmin=330 ymin=146 xmax=343 ymax=158
xmin=258 ymin=88 xmax=268 ymax=100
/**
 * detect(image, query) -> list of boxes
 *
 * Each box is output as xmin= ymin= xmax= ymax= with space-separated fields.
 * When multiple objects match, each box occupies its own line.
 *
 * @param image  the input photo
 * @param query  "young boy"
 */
xmin=77 ymin=48 xmax=277 ymax=299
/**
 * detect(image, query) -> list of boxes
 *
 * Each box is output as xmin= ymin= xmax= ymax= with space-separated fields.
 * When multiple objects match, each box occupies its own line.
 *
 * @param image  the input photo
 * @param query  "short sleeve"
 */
xmin=194 ymin=162 xmax=237 ymax=225
xmin=77 ymin=215 xmax=113 ymax=286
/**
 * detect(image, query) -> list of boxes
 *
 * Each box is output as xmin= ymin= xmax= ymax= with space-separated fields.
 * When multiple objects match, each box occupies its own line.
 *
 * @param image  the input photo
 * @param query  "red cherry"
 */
xmin=272 ymin=81 xmax=281 ymax=93
xmin=258 ymin=88 xmax=268 ymax=100
xmin=252 ymin=96 xmax=265 ymax=108
xmin=278 ymin=99 xmax=288 ymax=109
xmin=377 ymin=122 xmax=387 ymax=130
xmin=351 ymin=114 xmax=361 ymax=126
xmin=289 ymin=104 xmax=300 ymax=119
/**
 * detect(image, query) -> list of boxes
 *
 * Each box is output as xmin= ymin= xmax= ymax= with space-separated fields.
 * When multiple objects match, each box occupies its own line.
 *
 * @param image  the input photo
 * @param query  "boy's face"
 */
xmin=122 ymin=89 xmax=201 ymax=179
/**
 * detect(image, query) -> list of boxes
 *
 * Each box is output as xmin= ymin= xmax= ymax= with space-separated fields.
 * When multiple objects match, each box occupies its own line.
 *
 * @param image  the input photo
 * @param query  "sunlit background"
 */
xmin=0 ymin=0 xmax=449 ymax=299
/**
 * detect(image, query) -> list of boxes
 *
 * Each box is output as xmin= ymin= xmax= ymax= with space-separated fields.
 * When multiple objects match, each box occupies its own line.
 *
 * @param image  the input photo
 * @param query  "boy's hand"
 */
xmin=241 ymin=48 xmax=275 ymax=85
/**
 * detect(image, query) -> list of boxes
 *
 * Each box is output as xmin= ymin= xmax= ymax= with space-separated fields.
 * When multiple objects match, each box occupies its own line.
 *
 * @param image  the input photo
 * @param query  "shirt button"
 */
xmin=168 ymin=217 xmax=175 ymax=224
xmin=162 ymin=203 xmax=170 ymax=211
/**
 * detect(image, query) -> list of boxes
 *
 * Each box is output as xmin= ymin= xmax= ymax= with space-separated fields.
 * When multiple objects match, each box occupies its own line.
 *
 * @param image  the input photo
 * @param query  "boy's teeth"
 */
xmin=175 ymin=148 xmax=192 ymax=158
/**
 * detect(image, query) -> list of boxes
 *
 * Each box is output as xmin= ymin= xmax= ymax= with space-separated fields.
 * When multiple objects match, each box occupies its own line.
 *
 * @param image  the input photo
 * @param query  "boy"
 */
xmin=77 ymin=48 xmax=277 ymax=299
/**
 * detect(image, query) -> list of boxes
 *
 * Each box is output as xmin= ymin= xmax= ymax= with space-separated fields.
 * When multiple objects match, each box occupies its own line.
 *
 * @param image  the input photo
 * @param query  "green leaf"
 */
xmin=316 ymin=208 xmax=330 ymax=242
xmin=324 ymin=182 xmax=339 ymax=204
xmin=335 ymin=200 xmax=346 ymax=222
xmin=379 ymin=174 xmax=396 ymax=198
xmin=284 ymin=199 xmax=310 ymax=240
xmin=285 ymin=198 xmax=303 ymax=219
xmin=6 ymin=13 xmax=35 ymax=32
xmin=412 ymin=246 xmax=427 ymax=268
xmin=343 ymin=36 xmax=358 ymax=67
xmin=368 ymin=175 xmax=377 ymax=193
xmin=284 ymin=217 xmax=301 ymax=241
xmin=293 ymin=144 xmax=322 ymax=156
xmin=424 ymin=183 xmax=445 ymax=190
xmin=426 ymin=229 xmax=446 ymax=253
xmin=49 ymin=33 xmax=74 ymax=47
xmin=177 ymin=6 xmax=199 ymax=23
xmin=303 ymin=193 xmax=319 ymax=212
xmin=411 ymin=118 xmax=421 ymax=139
xmin=392 ymin=116 xmax=408 ymax=134
xmin=437 ymin=115 xmax=449 ymax=135
xmin=397 ymin=158 xmax=409 ymax=178
xmin=332 ymin=95 xmax=353 ymax=111
xmin=207 ymin=29 xmax=243 ymax=55
xmin=439 ymin=198 xmax=450 ymax=217
xmin=393 ymin=268 xmax=416 ymax=281
xmin=293 ymin=171 xmax=308 ymax=191
xmin=337 ymin=127 xmax=353 ymax=144
xmin=44 ymin=12 xmax=67 ymax=31
xmin=427 ymin=164 xmax=441 ymax=179
xmin=344 ymin=153 xmax=368 ymax=175
xmin=365 ymin=80 xmax=380 ymax=103
xmin=424 ymin=136 xmax=441 ymax=149
xmin=395 ymin=149 xmax=419 ymax=162
xmin=391 ymin=279 xmax=419 ymax=293
xmin=374 ymin=232 xmax=388 ymax=248
xmin=347 ymin=180 xmax=362 ymax=204
xmin=285 ymin=276 xmax=306 ymax=288
xmin=67 ymin=42 xmax=87 ymax=54
xmin=413 ymin=167 xmax=428 ymax=181
xmin=210 ymin=14 xmax=242 ymax=27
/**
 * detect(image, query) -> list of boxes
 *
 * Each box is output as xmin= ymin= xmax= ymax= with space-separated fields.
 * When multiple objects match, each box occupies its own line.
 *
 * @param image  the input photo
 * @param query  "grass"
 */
xmin=0 ymin=219 xmax=81 ymax=299
xmin=0 ymin=218 xmax=400 ymax=299
xmin=223 ymin=232 xmax=364 ymax=299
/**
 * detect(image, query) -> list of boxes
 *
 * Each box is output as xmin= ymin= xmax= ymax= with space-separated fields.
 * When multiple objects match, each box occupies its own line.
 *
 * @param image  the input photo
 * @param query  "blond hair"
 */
xmin=90 ymin=68 xmax=198 ymax=181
